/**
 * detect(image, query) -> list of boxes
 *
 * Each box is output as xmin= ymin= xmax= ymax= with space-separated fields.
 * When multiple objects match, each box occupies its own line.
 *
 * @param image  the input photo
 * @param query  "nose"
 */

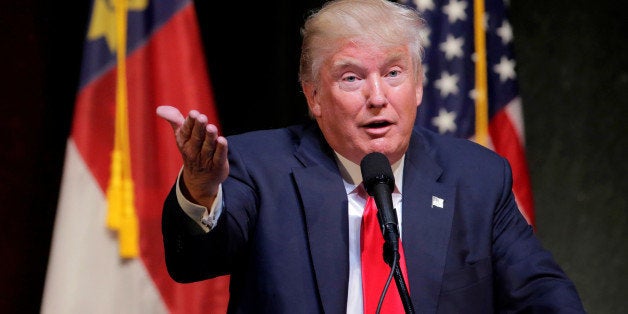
xmin=366 ymin=75 xmax=387 ymax=108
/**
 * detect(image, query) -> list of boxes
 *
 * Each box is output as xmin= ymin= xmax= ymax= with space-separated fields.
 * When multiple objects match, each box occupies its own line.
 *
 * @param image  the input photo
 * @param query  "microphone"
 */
xmin=360 ymin=152 xmax=400 ymax=257
xmin=361 ymin=152 xmax=415 ymax=314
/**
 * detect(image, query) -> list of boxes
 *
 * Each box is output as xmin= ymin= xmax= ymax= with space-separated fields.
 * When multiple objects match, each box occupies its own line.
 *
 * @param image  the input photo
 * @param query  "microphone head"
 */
xmin=360 ymin=152 xmax=395 ymax=196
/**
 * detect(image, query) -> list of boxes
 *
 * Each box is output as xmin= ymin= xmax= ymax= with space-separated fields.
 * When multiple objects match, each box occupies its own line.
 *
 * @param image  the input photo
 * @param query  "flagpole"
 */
xmin=473 ymin=0 xmax=489 ymax=147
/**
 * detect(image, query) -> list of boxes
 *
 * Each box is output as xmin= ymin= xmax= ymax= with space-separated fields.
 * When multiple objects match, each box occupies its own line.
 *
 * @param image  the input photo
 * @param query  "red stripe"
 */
xmin=71 ymin=3 xmax=229 ymax=313
xmin=489 ymin=109 xmax=536 ymax=227
xmin=71 ymin=68 xmax=116 ymax=191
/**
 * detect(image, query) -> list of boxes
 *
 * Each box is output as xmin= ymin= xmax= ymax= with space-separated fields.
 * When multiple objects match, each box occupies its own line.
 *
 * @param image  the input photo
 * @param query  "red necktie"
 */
xmin=361 ymin=195 xmax=409 ymax=314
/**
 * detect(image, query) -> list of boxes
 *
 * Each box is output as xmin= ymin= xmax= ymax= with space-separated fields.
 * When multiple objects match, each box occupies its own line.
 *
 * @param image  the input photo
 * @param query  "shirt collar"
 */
xmin=334 ymin=152 xmax=404 ymax=195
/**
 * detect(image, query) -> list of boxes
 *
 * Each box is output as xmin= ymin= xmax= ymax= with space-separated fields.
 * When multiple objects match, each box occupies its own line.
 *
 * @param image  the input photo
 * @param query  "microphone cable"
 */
xmin=376 ymin=250 xmax=399 ymax=314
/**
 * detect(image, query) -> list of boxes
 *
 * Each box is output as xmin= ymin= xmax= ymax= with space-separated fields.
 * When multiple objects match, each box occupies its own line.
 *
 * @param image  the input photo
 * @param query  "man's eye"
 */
xmin=344 ymin=75 xmax=358 ymax=82
xmin=388 ymin=70 xmax=400 ymax=77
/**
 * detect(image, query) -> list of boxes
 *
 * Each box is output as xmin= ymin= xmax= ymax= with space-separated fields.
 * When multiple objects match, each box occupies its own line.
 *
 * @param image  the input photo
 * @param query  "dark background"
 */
xmin=1 ymin=0 xmax=626 ymax=313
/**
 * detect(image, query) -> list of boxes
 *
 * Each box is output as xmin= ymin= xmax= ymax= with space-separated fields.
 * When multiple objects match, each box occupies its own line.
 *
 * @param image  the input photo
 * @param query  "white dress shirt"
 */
xmin=175 ymin=153 xmax=405 ymax=313
xmin=334 ymin=153 xmax=404 ymax=314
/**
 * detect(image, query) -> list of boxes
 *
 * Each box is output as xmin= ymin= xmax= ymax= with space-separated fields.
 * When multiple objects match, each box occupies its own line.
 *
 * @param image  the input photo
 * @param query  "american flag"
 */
xmin=399 ymin=0 xmax=535 ymax=226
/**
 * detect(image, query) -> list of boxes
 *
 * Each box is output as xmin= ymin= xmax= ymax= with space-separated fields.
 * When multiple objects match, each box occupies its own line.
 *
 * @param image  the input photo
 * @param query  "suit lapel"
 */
xmin=402 ymin=130 xmax=455 ymax=313
xmin=292 ymin=125 xmax=350 ymax=314
xmin=290 ymin=126 xmax=455 ymax=313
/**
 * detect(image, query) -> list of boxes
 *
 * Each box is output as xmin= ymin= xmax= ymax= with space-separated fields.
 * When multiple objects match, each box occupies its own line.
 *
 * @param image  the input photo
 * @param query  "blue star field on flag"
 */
xmin=399 ymin=0 xmax=519 ymax=139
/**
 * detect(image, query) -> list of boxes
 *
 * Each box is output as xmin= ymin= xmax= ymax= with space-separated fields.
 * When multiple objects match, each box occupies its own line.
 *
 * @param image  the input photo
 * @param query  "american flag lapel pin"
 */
xmin=431 ymin=196 xmax=444 ymax=209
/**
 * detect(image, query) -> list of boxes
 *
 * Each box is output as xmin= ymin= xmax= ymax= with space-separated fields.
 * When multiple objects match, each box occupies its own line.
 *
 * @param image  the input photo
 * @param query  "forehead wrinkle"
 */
xmin=331 ymin=49 xmax=409 ymax=73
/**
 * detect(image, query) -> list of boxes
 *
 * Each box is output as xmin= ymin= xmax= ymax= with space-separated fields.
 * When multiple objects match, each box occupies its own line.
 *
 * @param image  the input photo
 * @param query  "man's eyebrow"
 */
xmin=331 ymin=57 xmax=360 ymax=69
xmin=383 ymin=51 xmax=409 ymax=67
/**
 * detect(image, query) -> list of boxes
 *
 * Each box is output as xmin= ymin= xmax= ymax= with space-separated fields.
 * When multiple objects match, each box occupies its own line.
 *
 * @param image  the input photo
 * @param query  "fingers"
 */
xmin=213 ymin=136 xmax=229 ymax=175
xmin=158 ymin=106 xmax=222 ymax=162
xmin=185 ymin=111 xmax=216 ymax=158
xmin=188 ymin=110 xmax=206 ymax=147
xmin=159 ymin=106 xmax=229 ymax=207
xmin=175 ymin=110 xmax=223 ymax=172
xmin=177 ymin=110 xmax=198 ymax=148
xmin=200 ymin=123 xmax=219 ymax=164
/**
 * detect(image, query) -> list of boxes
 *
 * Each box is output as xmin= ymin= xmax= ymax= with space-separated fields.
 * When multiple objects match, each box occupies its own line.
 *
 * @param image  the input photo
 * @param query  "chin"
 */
xmin=365 ymin=146 xmax=394 ymax=159
xmin=369 ymin=138 xmax=396 ymax=150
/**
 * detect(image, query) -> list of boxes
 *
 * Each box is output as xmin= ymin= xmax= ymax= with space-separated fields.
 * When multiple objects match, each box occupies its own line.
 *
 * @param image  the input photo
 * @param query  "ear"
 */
xmin=415 ymin=83 xmax=423 ymax=109
xmin=415 ymin=70 xmax=424 ymax=108
xmin=302 ymin=81 xmax=321 ymax=117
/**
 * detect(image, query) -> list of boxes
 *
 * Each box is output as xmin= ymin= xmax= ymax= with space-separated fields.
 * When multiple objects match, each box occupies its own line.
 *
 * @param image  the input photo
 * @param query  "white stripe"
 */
xmin=41 ymin=139 xmax=167 ymax=314
xmin=504 ymin=96 xmax=525 ymax=144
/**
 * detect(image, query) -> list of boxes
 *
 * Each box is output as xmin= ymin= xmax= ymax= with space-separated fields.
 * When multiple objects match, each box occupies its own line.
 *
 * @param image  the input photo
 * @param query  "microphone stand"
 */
xmin=384 ymin=240 xmax=415 ymax=314
xmin=360 ymin=152 xmax=414 ymax=313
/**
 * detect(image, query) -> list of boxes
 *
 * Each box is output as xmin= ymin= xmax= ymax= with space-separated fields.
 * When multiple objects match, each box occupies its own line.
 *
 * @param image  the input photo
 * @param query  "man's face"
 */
xmin=303 ymin=41 xmax=423 ymax=165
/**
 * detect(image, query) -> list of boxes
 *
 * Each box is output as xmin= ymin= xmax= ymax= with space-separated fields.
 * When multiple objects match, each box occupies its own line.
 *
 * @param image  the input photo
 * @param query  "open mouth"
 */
xmin=365 ymin=121 xmax=392 ymax=128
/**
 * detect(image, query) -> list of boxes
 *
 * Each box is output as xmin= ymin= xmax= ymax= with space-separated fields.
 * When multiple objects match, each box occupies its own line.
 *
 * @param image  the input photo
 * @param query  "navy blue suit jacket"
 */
xmin=163 ymin=122 xmax=584 ymax=313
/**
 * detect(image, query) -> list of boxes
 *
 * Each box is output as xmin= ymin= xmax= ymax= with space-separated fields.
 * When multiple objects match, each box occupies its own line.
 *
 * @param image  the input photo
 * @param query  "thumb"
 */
xmin=156 ymin=105 xmax=185 ymax=130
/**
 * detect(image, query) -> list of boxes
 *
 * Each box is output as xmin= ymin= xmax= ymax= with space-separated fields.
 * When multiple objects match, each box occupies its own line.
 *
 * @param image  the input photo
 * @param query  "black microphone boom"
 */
xmin=360 ymin=152 xmax=400 ymax=257
xmin=360 ymin=152 xmax=415 ymax=314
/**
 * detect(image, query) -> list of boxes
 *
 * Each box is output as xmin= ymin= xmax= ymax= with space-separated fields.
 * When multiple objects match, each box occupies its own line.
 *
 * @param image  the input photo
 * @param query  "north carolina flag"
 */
xmin=402 ymin=0 xmax=535 ymax=226
xmin=41 ymin=0 xmax=229 ymax=313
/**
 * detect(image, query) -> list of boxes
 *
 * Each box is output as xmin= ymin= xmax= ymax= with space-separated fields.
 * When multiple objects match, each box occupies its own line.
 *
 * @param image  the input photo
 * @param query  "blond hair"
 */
xmin=299 ymin=0 xmax=426 ymax=85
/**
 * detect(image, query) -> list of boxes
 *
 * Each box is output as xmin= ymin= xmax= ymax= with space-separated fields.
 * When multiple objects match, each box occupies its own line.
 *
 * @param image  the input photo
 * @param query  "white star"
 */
xmin=439 ymin=35 xmax=464 ymax=60
xmin=469 ymin=88 xmax=487 ymax=103
xmin=432 ymin=108 xmax=458 ymax=134
xmin=414 ymin=0 xmax=435 ymax=12
xmin=493 ymin=56 xmax=516 ymax=82
xmin=469 ymin=89 xmax=477 ymax=100
xmin=434 ymin=71 xmax=459 ymax=97
xmin=496 ymin=20 xmax=513 ymax=45
xmin=443 ymin=0 xmax=468 ymax=23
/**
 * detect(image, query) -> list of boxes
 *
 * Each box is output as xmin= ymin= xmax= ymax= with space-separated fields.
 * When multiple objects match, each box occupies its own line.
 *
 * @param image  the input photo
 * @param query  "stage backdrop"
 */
xmin=0 ymin=0 xmax=625 ymax=313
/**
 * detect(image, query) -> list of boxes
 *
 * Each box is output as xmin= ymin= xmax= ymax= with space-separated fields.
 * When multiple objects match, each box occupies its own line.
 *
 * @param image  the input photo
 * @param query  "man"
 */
xmin=157 ymin=0 xmax=585 ymax=313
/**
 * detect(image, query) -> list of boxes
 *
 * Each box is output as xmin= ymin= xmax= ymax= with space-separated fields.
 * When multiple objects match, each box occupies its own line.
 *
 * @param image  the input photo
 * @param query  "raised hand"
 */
xmin=156 ymin=105 xmax=229 ymax=208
